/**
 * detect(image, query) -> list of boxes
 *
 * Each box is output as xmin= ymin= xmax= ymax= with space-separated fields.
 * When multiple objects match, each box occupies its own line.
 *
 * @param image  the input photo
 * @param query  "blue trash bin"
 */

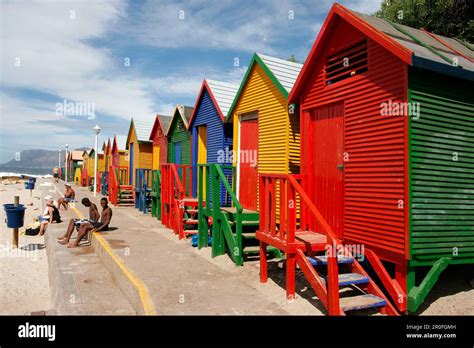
xmin=3 ymin=205 xmax=26 ymax=228
xmin=25 ymin=182 xmax=35 ymax=190
xmin=28 ymin=177 xmax=37 ymax=183
xmin=191 ymin=234 xmax=198 ymax=247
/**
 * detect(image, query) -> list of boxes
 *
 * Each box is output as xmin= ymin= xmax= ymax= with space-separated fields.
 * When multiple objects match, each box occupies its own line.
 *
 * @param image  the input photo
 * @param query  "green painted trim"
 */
xmin=225 ymin=53 xmax=289 ymax=122
xmin=409 ymin=257 xmax=474 ymax=266
xmin=453 ymin=37 xmax=474 ymax=51
xmin=408 ymin=257 xmax=450 ymax=312
xmin=388 ymin=20 xmax=459 ymax=67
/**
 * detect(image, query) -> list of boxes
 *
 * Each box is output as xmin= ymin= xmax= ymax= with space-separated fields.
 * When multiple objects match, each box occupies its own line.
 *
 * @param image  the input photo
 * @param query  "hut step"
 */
xmin=340 ymin=294 xmax=387 ymax=312
xmin=308 ymin=255 xmax=354 ymax=266
xmin=243 ymin=245 xmax=281 ymax=255
xmin=321 ymin=273 xmax=369 ymax=287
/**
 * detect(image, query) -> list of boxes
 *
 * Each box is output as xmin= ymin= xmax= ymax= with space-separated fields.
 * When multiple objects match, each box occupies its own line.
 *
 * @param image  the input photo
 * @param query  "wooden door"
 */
xmin=197 ymin=126 xmax=207 ymax=200
xmin=129 ymin=142 xmax=134 ymax=185
xmin=310 ymin=102 xmax=344 ymax=239
xmin=152 ymin=145 xmax=160 ymax=170
xmin=239 ymin=117 xmax=258 ymax=211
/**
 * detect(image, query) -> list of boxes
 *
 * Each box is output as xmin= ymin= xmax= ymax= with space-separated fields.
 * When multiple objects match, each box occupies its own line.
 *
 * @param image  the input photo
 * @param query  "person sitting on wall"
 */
xmin=34 ymin=197 xmax=62 ymax=236
xmin=58 ymin=184 xmax=75 ymax=210
xmin=52 ymin=167 xmax=59 ymax=183
xmin=57 ymin=198 xmax=100 ymax=245
xmin=67 ymin=197 xmax=112 ymax=248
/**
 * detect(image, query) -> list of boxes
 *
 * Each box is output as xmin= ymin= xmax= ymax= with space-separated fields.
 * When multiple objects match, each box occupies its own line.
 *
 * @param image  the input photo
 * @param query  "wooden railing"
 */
xmin=109 ymin=165 xmax=129 ymax=206
xmin=161 ymin=164 xmax=192 ymax=236
xmin=151 ymin=170 xmax=162 ymax=219
xmin=135 ymin=168 xmax=152 ymax=212
xmin=259 ymin=173 xmax=342 ymax=314
xmin=197 ymin=164 xmax=237 ymax=251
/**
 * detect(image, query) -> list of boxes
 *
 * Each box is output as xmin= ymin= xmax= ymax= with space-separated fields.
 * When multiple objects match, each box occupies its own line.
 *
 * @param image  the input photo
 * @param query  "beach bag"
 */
xmin=25 ymin=226 xmax=40 ymax=235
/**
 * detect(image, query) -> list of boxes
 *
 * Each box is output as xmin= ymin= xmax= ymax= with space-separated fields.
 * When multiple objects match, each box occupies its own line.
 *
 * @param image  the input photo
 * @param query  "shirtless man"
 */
xmin=58 ymin=184 xmax=75 ymax=210
xmin=58 ymin=198 xmax=99 ymax=244
xmin=68 ymin=197 xmax=112 ymax=248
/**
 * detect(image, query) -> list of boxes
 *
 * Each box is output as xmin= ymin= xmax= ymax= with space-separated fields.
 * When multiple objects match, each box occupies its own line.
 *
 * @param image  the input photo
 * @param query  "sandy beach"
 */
xmin=0 ymin=178 xmax=52 ymax=315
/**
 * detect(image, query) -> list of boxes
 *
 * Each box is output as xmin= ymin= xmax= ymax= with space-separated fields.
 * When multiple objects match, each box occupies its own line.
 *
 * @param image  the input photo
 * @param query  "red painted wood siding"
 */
xmin=300 ymin=18 xmax=408 ymax=263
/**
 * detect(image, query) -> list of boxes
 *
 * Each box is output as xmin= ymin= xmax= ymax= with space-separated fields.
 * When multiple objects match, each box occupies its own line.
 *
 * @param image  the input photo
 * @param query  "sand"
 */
xmin=0 ymin=180 xmax=52 ymax=315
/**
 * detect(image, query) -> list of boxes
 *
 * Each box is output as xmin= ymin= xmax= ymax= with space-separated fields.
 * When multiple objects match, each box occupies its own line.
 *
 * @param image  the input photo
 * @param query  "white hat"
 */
xmin=44 ymin=195 xmax=53 ymax=201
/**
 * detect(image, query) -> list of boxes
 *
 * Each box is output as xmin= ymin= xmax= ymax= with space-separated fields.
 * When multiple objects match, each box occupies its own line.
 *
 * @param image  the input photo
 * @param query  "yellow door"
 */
xmin=198 ymin=126 xmax=207 ymax=200
xmin=152 ymin=145 xmax=160 ymax=170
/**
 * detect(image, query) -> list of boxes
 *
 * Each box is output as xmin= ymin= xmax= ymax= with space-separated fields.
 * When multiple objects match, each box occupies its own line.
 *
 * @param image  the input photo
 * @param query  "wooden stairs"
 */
xmin=214 ymin=207 xmax=282 ymax=266
xmin=258 ymin=173 xmax=402 ymax=315
xmin=117 ymin=186 xmax=135 ymax=207
xmin=296 ymin=248 xmax=396 ymax=314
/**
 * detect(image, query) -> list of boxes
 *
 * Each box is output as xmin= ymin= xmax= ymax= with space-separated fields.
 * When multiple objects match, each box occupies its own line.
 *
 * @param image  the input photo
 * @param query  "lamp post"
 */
xmin=65 ymin=144 xmax=69 ymax=183
xmin=58 ymin=149 xmax=61 ymax=169
xmin=93 ymin=125 xmax=101 ymax=197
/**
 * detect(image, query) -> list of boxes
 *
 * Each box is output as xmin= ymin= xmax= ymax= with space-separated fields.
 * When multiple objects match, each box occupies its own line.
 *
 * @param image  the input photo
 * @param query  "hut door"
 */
xmin=239 ymin=117 xmax=258 ymax=211
xmin=174 ymin=142 xmax=181 ymax=165
xmin=152 ymin=146 xmax=160 ymax=170
xmin=310 ymin=102 xmax=344 ymax=239
xmin=129 ymin=143 xmax=134 ymax=185
xmin=197 ymin=126 xmax=207 ymax=200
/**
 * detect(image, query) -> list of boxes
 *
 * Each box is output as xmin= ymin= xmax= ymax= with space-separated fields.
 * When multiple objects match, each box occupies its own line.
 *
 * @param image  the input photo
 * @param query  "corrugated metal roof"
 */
xmin=351 ymin=10 xmax=474 ymax=72
xmin=173 ymin=105 xmax=194 ymax=128
xmin=133 ymin=119 xmax=154 ymax=142
xmin=206 ymin=79 xmax=239 ymax=117
xmin=115 ymin=135 xmax=128 ymax=151
xmin=257 ymin=53 xmax=303 ymax=92
xmin=182 ymin=106 xmax=194 ymax=124
xmin=71 ymin=150 xmax=84 ymax=161
xmin=158 ymin=115 xmax=172 ymax=132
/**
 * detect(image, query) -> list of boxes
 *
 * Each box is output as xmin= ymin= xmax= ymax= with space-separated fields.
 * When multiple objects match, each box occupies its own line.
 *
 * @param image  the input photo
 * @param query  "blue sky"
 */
xmin=0 ymin=0 xmax=383 ymax=163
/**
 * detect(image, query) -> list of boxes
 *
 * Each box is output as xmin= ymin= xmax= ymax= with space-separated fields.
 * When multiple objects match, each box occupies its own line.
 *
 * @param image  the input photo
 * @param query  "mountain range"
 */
xmin=0 ymin=149 xmax=87 ymax=169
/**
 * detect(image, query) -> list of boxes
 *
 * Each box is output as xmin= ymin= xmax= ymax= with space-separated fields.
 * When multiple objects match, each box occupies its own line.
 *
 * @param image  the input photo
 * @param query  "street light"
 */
xmin=65 ymin=144 xmax=69 ymax=183
xmin=93 ymin=125 xmax=101 ymax=197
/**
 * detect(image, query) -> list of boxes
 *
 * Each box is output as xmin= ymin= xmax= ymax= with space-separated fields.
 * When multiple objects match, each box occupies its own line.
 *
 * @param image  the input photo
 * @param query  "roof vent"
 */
xmin=325 ymin=40 xmax=368 ymax=85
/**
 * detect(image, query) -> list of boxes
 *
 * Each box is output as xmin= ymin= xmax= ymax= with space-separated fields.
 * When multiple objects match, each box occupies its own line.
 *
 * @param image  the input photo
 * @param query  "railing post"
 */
xmin=280 ymin=177 xmax=287 ymax=240
xmin=259 ymin=175 xmax=266 ymax=233
xmin=287 ymin=180 xmax=296 ymax=244
xmin=211 ymin=164 xmax=223 ymax=257
xmin=326 ymin=237 xmax=340 ymax=315
xmin=198 ymin=165 xmax=208 ymax=248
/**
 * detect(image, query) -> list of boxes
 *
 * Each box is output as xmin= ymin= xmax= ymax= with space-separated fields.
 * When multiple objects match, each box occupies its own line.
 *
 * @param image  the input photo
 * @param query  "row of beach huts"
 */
xmin=62 ymin=4 xmax=474 ymax=315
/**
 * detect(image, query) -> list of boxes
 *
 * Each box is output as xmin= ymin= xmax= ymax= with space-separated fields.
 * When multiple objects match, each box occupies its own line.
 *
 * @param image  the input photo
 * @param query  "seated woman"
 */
xmin=58 ymin=184 xmax=75 ymax=210
xmin=36 ymin=197 xmax=62 ymax=236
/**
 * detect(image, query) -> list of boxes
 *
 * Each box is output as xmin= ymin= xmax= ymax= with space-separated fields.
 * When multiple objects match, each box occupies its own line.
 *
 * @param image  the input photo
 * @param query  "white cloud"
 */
xmin=1 ymin=0 xmax=156 ymax=123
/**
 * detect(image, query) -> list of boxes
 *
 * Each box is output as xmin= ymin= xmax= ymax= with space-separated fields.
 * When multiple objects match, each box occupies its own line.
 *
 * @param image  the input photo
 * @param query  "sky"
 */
xmin=0 ymin=0 xmax=383 ymax=163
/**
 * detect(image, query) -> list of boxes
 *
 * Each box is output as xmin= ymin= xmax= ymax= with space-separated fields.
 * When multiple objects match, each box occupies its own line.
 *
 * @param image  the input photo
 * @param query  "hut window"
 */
xmin=325 ymin=40 xmax=368 ymax=85
xmin=177 ymin=121 xmax=185 ymax=131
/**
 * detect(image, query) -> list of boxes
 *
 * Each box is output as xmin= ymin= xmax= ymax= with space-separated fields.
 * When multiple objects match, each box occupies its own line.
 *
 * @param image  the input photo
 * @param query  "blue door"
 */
xmin=174 ymin=142 xmax=181 ymax=165
xmin=129 ymin=142 xmax=134 ymax=185
xmin=174 ymin=142 xmax=182 ymax=178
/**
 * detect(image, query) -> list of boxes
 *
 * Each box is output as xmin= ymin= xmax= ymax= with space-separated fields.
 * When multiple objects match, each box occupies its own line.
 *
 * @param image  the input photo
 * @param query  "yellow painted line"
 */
xmin=70 ymin=205 xmax=157 ymax=315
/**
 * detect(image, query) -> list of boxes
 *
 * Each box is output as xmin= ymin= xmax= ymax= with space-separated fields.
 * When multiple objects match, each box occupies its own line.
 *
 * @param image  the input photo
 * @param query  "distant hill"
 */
xmin=0 ymin=148 xmax=87 ymax=169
